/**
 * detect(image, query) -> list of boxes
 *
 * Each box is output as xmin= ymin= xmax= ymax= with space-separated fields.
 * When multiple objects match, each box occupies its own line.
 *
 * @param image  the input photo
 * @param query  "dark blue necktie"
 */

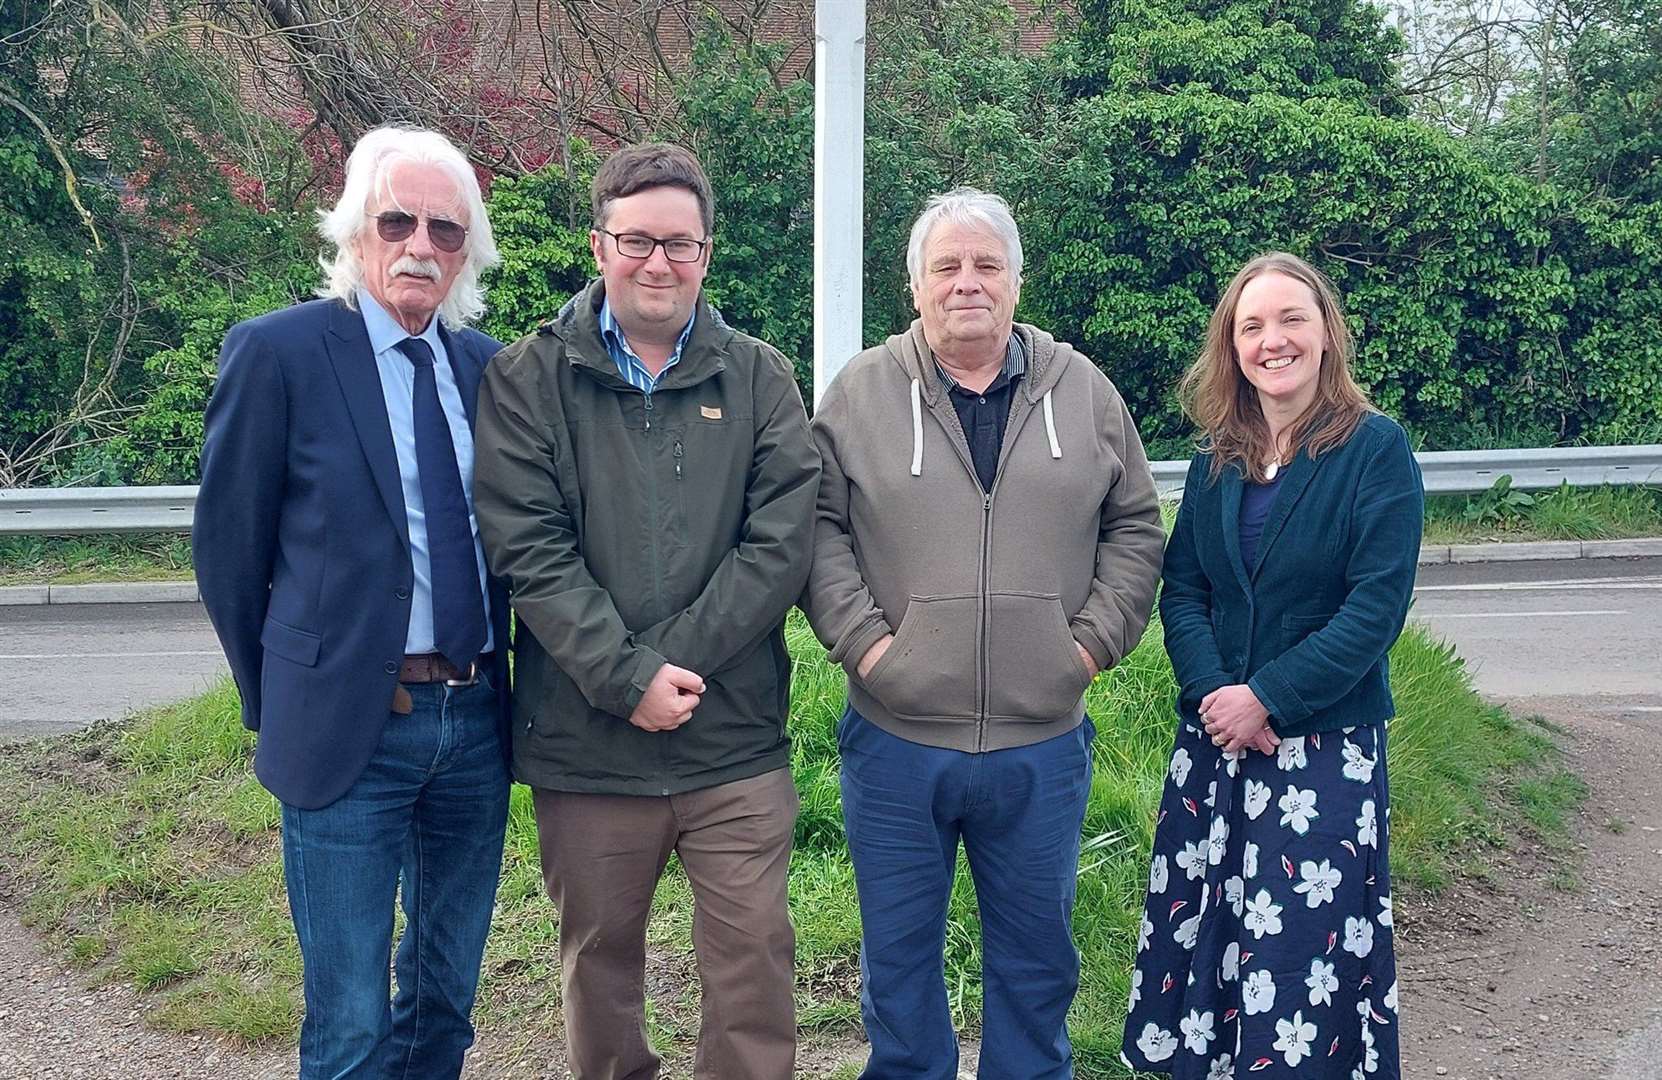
xmin=396 ymin=337 xmax=486 ymax=670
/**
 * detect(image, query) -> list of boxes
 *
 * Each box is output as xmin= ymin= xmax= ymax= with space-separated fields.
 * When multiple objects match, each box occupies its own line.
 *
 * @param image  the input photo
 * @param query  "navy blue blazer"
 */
xmin=193 ymin=297 xmax=510 ymax=810
xmin=1160 ymin=412 xmax=1424 ymax=739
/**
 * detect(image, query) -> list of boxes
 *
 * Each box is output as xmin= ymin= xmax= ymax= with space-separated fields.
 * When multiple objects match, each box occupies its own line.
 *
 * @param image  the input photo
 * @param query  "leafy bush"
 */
xmin=5 ymin=0 xmax=1660 ymax=486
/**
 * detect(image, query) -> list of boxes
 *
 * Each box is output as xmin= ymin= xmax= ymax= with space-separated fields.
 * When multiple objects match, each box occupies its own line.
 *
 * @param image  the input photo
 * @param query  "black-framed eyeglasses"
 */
xmin=599 ymin=229 xmax=709 ymax=263
xmin=373 ymin=211 xmax=468 ymax=253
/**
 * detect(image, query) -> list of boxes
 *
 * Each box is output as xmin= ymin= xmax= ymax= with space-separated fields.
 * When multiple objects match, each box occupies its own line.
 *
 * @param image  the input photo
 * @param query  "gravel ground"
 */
xmin=0 ymin=909 xmax=293 ymax=1079
xmin=1399 ymin=694 xmax=1662 ymax=1080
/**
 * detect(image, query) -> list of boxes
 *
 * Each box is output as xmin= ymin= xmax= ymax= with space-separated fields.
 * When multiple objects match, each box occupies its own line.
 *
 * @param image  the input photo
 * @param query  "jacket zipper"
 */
xmin=931 ymin=390 xmax=1038 ymax=752
xmin=641 ymin=388 xmax=673 ymax=793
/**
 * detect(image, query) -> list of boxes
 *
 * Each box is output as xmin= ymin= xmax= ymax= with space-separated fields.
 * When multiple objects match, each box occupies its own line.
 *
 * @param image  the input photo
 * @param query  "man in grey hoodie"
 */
xmin=804 ymin=188 xmax=1164 ymax=1078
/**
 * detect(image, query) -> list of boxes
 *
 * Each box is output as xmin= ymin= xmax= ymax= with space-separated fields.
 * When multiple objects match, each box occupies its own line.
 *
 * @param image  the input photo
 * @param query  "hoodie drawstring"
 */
xmin=1042 ymin=389 xmax=1061 ymax=460
xmin=910 ymin=378 xmax=924 ymax=476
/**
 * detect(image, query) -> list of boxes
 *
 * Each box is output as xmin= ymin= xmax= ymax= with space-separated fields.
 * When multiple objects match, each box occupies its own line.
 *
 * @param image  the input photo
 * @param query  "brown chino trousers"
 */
xmin=532 ymin=767 xmax=799 ymax=1080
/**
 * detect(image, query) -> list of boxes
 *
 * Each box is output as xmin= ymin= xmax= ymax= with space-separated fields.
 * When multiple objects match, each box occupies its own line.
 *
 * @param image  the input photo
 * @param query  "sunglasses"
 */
xmin=372 ymin=211 xmax=468 ymax=253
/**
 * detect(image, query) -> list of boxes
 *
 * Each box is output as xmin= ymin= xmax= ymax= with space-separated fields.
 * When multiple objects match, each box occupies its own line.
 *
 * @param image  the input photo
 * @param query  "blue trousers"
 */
xmin=280 ymin=678 xmax=509 ymax=1080
xmin=838 ymin=707 xmax=1095 ymax=1080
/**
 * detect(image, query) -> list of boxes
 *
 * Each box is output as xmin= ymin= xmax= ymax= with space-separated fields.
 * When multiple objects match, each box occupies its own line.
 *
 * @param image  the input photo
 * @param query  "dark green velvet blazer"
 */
xmin=1160 ymin=412 xmax=1425 ymax=739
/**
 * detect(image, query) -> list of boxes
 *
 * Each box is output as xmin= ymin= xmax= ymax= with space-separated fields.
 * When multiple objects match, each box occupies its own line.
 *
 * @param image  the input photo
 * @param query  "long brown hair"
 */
xmin=1179 ymin=252 xmax=1375 ymax=483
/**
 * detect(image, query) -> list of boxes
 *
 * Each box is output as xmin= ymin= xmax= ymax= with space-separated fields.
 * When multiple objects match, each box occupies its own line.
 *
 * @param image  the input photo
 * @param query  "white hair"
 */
xmin=316 ymin=125 xmax=500 ymax=328
xmin=905 ymin=187 xmax=1024 ymax=289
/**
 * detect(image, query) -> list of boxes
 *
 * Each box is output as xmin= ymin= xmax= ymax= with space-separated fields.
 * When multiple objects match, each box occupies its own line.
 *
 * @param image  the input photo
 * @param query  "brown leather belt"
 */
xmin=399 ymin=652 xmax=494 ymax=685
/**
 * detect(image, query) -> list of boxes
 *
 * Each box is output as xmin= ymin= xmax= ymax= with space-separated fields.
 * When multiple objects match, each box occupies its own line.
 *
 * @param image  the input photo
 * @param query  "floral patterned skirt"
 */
xmin=1120 ymin=722 xmax=1400 ymax=1079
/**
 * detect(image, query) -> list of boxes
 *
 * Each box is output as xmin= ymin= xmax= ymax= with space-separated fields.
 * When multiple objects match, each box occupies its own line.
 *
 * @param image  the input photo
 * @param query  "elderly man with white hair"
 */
xmin=804 ymin=187 xmax=1165 ymax=1078
xmin=194 ymin=124 xmax=510 ymax=1079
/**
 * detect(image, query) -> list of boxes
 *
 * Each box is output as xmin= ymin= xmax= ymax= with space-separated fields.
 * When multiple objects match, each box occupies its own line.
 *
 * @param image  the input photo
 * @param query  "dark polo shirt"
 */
xmin=935 ymin=334 xmax=1026 ymax=492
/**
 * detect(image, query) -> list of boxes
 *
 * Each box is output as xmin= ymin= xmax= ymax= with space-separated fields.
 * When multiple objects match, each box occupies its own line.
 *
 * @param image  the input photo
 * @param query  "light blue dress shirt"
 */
xmin=357 ymin=289 xmax=493 ymax=655
xmin=599 ymin=297 xmax=696 ymax=392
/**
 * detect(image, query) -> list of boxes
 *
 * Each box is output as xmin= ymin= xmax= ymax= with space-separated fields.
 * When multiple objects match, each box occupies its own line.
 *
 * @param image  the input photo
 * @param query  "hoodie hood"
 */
xmin=882 ymin=319 xmax=1073 ymax=476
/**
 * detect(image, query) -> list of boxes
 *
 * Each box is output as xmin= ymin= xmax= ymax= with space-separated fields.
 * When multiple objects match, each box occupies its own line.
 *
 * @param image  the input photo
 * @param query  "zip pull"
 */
xmin=674 ymin=440 xmax=683 ymax=479
xmin=643 ymin=392 xmax=653 ymax=431
xmin=984 ymin=493 xmax=992 ymax=511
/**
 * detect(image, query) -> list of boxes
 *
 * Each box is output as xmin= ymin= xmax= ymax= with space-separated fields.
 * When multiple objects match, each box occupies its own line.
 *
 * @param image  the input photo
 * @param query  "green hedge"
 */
xmin=5 ymin=0 xmax=1659 ymax=484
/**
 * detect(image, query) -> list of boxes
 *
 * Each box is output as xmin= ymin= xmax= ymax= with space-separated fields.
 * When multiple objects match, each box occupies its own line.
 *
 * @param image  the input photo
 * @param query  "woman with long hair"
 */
xmin=1121 ymin=253 xmax=1423 ymax=1079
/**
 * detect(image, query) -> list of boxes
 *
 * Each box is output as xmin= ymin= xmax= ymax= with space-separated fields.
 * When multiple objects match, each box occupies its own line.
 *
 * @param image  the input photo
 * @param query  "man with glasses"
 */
xmin=473 ymin=142 xmax=818 ymax=1080
xmin=194 ymin=125 xmax=511 ymax=1079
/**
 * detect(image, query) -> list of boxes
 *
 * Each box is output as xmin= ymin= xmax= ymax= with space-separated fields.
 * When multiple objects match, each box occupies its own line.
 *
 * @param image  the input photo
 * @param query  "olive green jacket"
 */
xmin=474 ymin=280 xmax=820 ymax=795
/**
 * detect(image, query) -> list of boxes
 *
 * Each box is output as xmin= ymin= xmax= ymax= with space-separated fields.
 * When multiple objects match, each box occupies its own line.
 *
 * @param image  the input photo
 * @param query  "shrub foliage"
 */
xmin=3 ymin=0 xmax=1658 ymax=483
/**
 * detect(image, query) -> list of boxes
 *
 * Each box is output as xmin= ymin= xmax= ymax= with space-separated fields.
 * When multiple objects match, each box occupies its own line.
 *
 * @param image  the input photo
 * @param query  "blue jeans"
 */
xmin=838 ymin=707 xmax=1094 ymax=1080
xmin=280 ymin=677 xmax=509 ymax=1080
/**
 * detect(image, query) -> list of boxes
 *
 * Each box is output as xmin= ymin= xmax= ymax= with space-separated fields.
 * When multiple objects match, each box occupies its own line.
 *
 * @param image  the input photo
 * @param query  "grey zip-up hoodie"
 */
xmin=803 ymin=320 xmax=1164 ymax=752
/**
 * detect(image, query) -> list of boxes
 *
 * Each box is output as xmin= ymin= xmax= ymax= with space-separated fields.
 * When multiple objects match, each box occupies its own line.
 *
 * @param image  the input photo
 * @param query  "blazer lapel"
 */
xmin=437 ymin=323 xmax=480 ymax=429
xmin=1219 ymin=464 xmax=1252 ymax=595
xmin=324 ymin=301 xmax=410 ymax=549
xmin=1250 ymin=449 xmax=1320 ymax=580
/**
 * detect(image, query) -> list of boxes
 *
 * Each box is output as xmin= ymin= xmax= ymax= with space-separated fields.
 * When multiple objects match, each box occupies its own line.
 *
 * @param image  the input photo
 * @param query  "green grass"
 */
xmin=1423 ymin=483 xmax=1662 ymax=544
xmin=0 ymin=532 xmax=193 ymax=586
xmin=0 ymin=614 xmax=1571 ymax=1076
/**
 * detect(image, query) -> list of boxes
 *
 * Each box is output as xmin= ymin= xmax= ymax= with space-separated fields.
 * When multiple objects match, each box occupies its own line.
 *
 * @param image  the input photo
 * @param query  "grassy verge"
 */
xmin=0 ymin=533 xmax=194 ymax=586
xmin=0 ymin=614 xmax=1572 ymax=1077
xmin=1423 ymin=482 xmax=1662 ymax=544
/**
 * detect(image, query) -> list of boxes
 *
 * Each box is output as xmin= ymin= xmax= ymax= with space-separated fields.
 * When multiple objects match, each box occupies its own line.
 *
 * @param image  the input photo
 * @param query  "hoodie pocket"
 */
xmin=985 ymin=591 xmax=1093 ymax=720
xmin=860 ymin=594 xmax=978 ymax=719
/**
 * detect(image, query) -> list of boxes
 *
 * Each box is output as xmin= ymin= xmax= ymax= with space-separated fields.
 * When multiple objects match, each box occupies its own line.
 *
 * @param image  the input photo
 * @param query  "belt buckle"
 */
xmin=444 ymin=661 xmax=478 ymax=688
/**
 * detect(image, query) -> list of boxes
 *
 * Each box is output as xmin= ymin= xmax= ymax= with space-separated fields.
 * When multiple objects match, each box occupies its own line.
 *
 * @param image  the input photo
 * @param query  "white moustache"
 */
xmin=390 ymin=257 xmax=442 ymax=281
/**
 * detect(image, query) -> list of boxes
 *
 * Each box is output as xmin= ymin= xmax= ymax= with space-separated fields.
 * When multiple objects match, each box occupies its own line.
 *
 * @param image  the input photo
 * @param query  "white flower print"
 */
xmin=1243 ymin=779 xmax=1272 ymax=820
xmin=1243 ymin=968 xmax=1277 ymax=1015
xmin=1128 ymin=968 xmax=1144 ymax=1009
xmin=1181 ymin=1009 xmax=1216 ymax=1055
xmin=1223 ymin=746 xmax=1243 ymax=776
xmin=1341 ymin=739 xmax=1376 ymax=783
xmin=1307 ymin=957 xmax=1338 ymax=1006
xmin=1361 ymin=1017 xmax=1380 ymax=1072
xmin=1225 ymin=875 xmax=1245 ymax=917
xmin=1206 ymin=779 xmax=1218 ymax=808
xmin=1274 ymin=1009 xmax=1318 ymax=1067
xmin=1171 ymin=747 xmax=1193 ymax=787
xmin=1345 ymin=915 xmax=1376 ymax=958
xmin=1206 ymin=1054 xmax=1234 ymax=1080
xmin=1175 ymin=911 xmax=1202 ymax=951
xmin=1243 ymin=889 xmax=1284 ymax=939
xmin=1356 ymin=799 xmax=1378 ymax=848
xmin=1384 ymin=979 xmax=1399 ymax=1013
xmin=1136 ymin=1021 xmax=1179 ymax=1062
xmin=1208 ymin=816 xmax=1230 ymax=865
xmin=1294 ymin=859 xmax=1343 ymax=908
xmin=1176 ymin=839 xmax=1208 ymax=881
xmin=1276 ymin=736 xmax=1308 ymax=771
xmin=1138 ymin=913 xmax=1154 ymax=953
xmin=1243 ymin=841 xmax=1260 ymax=879
xmin=1278 ymin=785 xmax=1320 ymax=835
xmin=1149 ymin=854 xmax=1169 ymax=895
xmin=1378 ymin=895 xmax=1394 ymax=928
xmin=1221 ymin=941 xmax=1240 ymax=982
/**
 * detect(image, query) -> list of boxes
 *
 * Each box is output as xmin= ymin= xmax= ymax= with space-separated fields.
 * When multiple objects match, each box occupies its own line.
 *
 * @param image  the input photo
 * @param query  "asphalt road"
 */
xmin=1410 ymin=555 xmax=1662 ymax=701
xmin=0 ymin=601 xmax=226 ymax=741
xmin=0 ymin=556 xmax=1658 ymax=741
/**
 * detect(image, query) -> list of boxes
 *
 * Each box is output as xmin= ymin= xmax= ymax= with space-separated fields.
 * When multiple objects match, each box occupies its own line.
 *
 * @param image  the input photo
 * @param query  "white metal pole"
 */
xmin=813 ymin=0 xmax=866 ymax=407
